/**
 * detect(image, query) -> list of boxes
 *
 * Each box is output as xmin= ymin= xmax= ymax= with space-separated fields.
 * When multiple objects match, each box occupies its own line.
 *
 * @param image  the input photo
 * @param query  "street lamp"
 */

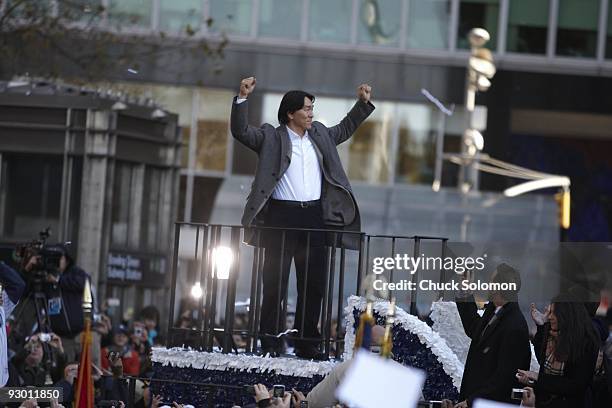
xmin=459 ymin=28 xmax=496 ymax=194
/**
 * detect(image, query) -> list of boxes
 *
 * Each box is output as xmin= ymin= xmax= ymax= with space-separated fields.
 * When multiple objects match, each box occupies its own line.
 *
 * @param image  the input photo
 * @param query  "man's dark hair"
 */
xmin=277 ymin=90 xmax=315 ymax=125
xmin=491 ymin=263 xmax=521 ymax=302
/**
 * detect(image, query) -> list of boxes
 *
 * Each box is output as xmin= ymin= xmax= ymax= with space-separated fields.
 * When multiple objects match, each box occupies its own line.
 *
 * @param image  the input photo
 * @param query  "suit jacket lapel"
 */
xmin=278 ymin=125 xmax=291 ymax=174
xmin=477 ymin=304 xmax=507 ymax=347
xmin=308 ymin=126 xmax=325 ymax=167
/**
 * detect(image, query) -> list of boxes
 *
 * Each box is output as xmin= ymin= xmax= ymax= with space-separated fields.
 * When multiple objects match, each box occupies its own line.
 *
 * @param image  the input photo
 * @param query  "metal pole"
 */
xmin=356 ymin=233 xmax=366 ymax=295
xmin=409 ymin=237 xmax=421 ymax=316
xmin=247 ymin=229 xmax=261 ymax=353
xmin=127 ymin=377 xmax=136 ymax=408
xmin=201 ymin=225 xmax=211 ymax=347
xmin=223 ymin=226 xmax=241 ymax=353
xmin=323 ymin=233 xmax=337 ymax=357
xmin=275 ymin=230 xmax=286 ymax=338
xmin=253 ymin=245 xmax=265 ymax=352
xmin=335 ymin=247 xmax=346 ymax=359
xmin=167 ymin=223 xmax=181 ymax=346
xmin=438 ymin=239 xmax=448 ymax=300
xmin=300 ymin=232 xmax=311 ymax=341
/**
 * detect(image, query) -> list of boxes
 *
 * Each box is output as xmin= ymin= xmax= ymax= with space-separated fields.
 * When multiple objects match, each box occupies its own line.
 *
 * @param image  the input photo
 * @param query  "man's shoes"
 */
xmin=295 ymin=346 xmax=328 ymax=361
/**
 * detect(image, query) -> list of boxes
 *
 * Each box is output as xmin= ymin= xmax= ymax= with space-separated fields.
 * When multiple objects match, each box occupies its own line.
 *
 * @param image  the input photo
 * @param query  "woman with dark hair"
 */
xmin=517 ymin=295 xmax=601 ymax=407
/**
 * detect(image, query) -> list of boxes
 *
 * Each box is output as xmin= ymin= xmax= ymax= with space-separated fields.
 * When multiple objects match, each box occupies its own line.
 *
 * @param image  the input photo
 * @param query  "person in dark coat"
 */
xmin=518 ymin=295 xmax=601 ymax=408
xmin=43 ymin=245 xmax=90 ymax=362
xmin=450 ymin=263 xmax=531 ymax=407
xmin=231 ymin=77 xmax=374 ymax=359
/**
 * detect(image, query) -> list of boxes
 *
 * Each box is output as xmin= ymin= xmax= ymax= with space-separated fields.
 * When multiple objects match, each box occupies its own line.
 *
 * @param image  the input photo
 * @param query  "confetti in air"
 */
xmin=421 ymin=88 xmax=454 ymax=116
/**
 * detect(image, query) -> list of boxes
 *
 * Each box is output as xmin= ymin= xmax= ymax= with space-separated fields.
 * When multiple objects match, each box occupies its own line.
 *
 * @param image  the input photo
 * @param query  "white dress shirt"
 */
xmin=272 ymin=126 xmax=322 ymax=201
xmin=235 ymin=97 xmax=322 ymax=201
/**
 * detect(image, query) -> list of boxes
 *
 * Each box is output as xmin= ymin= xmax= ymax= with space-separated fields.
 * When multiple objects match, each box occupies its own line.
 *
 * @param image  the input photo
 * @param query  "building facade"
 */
xmin=2 ymin=0 xmax=612 ymax=320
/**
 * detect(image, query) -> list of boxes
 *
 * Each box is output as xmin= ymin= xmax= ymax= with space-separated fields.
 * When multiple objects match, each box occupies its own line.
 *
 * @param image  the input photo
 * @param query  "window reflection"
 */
xmin=407 ymin=0 xmax=450 ymax=49
xmin=457 ymin=0 xmax=499 ymax=50
xmin=395 ymin=104 xmax=437 ymax=184
xmin=357 ymin=0 xmax=401 ymax=47
xmin=556 ymin=0 xmax=598 ymax=58
xmin=108 ymin=0 xmax=152 ymax=28
xmin=111 ymin=163 xmax=132 ymax=247
xmin=96 ymin=82 xmax=193 ymax=167
xmin=159 ymin=0 xmax=201 ymax=34
xmin=1 ymin=154 xmax=62 ymax=239
xmin=141 ymin=167 xmax=162 ymax=250
xmin=309 ymin=0 xmax=352 ymax=43
xmin=209 ymin=0 xmax=252 ymax=35
xmin=346 ymin=102 xmax=394 ymax=184
xmin=195 ymin=89 xmax=232 ymax=171
xmin=507 ymin=0 xmax=548 ymax=54
xmin=259 ymin=0 xmax=301 ymax=39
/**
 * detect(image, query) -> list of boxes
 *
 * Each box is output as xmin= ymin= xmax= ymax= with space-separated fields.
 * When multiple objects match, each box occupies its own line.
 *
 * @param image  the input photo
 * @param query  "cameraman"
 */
xmin=1 ymin=261 xmax=25 ymax=386
xmin=44 ymin=245 xmax=90 ymax=362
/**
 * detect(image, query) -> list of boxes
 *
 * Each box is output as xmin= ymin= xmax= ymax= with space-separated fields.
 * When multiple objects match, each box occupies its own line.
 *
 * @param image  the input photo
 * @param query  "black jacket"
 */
xmin=45 ymin=265 xmax=89 ymax=337
xmin=532 ymin=323 xmax=599 ymax=408
xmin=457 ymin=297 xmax=531 ymax=405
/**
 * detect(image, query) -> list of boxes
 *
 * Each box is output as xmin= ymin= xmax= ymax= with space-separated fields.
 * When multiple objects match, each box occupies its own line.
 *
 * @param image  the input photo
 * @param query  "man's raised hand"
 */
xmin=239 ymin=77 xmax=256 ymax=99
xmin=357 ymin=83 xmax=372 ymax=103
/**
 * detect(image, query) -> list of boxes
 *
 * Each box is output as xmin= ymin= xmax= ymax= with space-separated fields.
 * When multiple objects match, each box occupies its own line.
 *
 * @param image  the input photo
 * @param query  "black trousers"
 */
xmin=259 ymin=200 xmax=327 ymax=350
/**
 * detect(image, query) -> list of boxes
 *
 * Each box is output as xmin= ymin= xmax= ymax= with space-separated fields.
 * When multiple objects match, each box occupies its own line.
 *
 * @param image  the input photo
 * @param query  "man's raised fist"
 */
xmin=239 ymin=77 xmax=256 ymax=99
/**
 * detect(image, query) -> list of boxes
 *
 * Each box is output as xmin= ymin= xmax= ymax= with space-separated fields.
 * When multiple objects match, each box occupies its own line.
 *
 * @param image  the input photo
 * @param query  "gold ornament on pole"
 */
xmin=380 ymin=298 xmax=395 ymax=358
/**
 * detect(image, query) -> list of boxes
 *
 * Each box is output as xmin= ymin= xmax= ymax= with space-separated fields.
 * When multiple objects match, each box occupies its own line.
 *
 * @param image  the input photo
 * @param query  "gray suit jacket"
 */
xmin=230 ymin=96 xmax=375 ymax=249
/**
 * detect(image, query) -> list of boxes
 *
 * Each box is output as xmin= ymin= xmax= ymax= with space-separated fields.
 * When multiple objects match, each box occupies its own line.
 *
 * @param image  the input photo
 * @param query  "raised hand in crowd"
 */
xmin=150 ymin=394 xmax=163 ymax=408
xmin=530 ymin=303 xmax=548 ymax=326
xmin=253 ymin=383 xmax=270 ymax=402
xmin=50 ymin=397 xmax=66 ymax=408
xmin=19 ymin=399 xmax=38 ymax=408
xmin=291 ymin=388 xmax=306 ymax=406
xmin=238 ymin=77 xmax=256 ymax=99
xmin=521 ymin=386 xmax=536 ymax=407
xmin=48 ymin=332 xmax=64 ymax=354
xmin=270 ymin=392 xmax=291 ymax=408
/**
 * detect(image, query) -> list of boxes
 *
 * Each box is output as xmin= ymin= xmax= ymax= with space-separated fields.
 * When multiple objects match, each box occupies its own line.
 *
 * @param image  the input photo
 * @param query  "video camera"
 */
xmin=14 ymin=227 xmax=70 ymax=284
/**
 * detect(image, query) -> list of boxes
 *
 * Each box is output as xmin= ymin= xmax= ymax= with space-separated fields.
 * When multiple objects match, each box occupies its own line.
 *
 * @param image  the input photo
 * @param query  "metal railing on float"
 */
xmin=165 ymin=222 xmax=448 ymax=359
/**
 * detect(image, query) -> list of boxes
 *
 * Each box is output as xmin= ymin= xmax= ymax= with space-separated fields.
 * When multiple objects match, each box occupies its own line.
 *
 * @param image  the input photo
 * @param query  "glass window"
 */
xmin=346 ymin=101 xmax=395 ymax=183
xmin=607 ymin=3 xmax=612 ymax=58
xmin=309 ymin=0 xmax=352 ymax=43
xmin=457 ymin=0 xmax=499 ymax=50
xmin=159 ymin=0 xmax=202 ymax=34
xmin=209 ymin=0 xmax=252 ymax=35
xmin=507 ymin=0 xmax=548 ymax=54
xmin=395 ymin=104 xmax=438 ymax=184
xmin=111 ymin=163 xmax=132 ymax=247
xmin=99 ymin=82 xmax=194 ymax=167
xmin=0 ymin=153 xmax=62 ymax=239
xmin=58 ymin=0 xmax=103 ymax=22
xmin=357 ymin=0 xmax=402 ymax=47
xmin=406 ymin=0 xmax=450 ymax=49
xmin=556 ymin=0 xmax=598 ymax=58
xmin=141 ymin=167 xmax=162 ymax=250
xmin=259 ymin=0 xmax=301 ymax=39
xmin=195 ymin=89 xmax=233 ymax=171
xmin=108 ymin=0 xmax=152 ymax=28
